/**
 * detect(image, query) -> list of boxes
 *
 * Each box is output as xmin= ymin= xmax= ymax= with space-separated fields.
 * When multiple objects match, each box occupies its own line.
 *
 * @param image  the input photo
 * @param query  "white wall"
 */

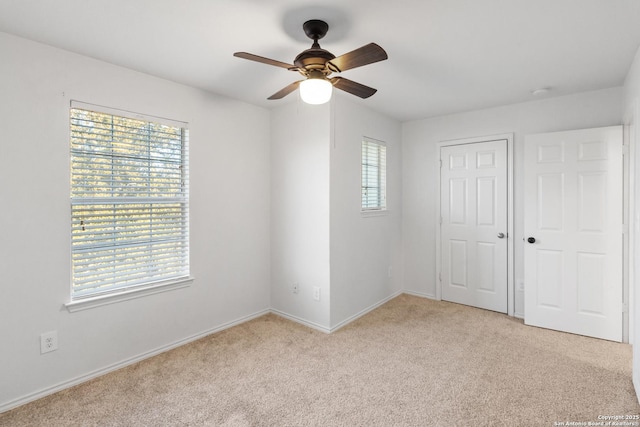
xmin=270 ymin=94 xmax=403 ymax=331
xmin=623 ymin=44 xmax=640 ymax=401
xmin=270 ymin=99 xmax=332 ymax=330
xmin=0 ymin=32 xmax=272 ymax=410
xmin=3 ymin=25 xmax=632 ymax=412
xmin=330 ymin=95 xmax=403 ymax=329
xmin=402 ymin=87 xmax=624 ymax=316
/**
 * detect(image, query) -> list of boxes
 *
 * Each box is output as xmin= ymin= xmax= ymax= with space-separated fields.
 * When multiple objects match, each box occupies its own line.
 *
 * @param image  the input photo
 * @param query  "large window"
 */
xmin=361 ymin=137 xmax=387 ymax=211
xmin=70 ymin=102 xmax=189 ymax=299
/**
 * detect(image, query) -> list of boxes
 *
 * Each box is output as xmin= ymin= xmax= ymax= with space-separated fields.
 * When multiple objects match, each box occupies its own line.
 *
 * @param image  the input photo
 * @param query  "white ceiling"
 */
xmin=1 ymin=0 xmax=640 ymax=122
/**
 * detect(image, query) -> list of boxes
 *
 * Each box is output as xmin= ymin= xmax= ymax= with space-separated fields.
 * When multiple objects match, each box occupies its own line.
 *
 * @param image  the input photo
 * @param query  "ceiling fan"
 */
xmin=234 ymin=19 xmax=388 ymax=105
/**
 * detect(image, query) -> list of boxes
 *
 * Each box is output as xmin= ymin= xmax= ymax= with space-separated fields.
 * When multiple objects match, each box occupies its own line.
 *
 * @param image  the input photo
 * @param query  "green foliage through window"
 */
xmin=70 ymin=105 xmax=189 ymax=298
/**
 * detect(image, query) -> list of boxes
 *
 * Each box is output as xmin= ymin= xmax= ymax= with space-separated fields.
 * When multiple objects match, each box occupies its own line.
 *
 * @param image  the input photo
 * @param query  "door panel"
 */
xmin=524 ymin=126 xmax=622 ymax=342
xmin=477 ymin=177 xmax=496 ymax=225
xmin=536 ymin=249 xmax=563 ymax=308
xmin=476 ymin=242 xmax=495 ymax=291
xmin=537 ymin=174 xmax=564 ymax=230
xmin=450 ymin=178 xmax=467 ymax=224
xmin=449 ymin=240 xmax=467 ymax=287
xmin=440 ymin=140 xmax=508 ymax=313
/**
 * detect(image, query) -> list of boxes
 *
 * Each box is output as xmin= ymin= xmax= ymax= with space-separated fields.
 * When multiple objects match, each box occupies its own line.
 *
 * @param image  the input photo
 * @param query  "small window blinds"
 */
xmin=361 ymin=137 xmax=387 ymax=210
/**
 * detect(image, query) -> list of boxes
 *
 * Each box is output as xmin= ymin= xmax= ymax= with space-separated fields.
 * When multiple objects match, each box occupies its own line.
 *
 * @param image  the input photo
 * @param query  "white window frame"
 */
xmin=361 ymin=137 xmax=387 ymax=213
xmin=66 ymin=101 xmax=192 ymax=312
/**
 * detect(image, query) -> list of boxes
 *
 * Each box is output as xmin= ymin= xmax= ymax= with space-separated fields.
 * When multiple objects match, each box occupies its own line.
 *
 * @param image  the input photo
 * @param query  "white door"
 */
xmin=524 ymin=126 xmax=623 ymax=342
xmin=440 ymin=140 xmax=508 ymax=313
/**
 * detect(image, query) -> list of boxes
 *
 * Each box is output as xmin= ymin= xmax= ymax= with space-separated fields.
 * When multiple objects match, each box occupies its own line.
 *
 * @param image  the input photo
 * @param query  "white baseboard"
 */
xmin=329 ymin=291 xmax=403 ymax=333
xmin=0 ymin=308 xmax=270 ymax=414
xmin=403 ymin=290 xmax=437 ymax=300
xmin=270 ymin=292 xmax=403 ymax=334
xmin=268 ymin=310 xmax=331 ymax=334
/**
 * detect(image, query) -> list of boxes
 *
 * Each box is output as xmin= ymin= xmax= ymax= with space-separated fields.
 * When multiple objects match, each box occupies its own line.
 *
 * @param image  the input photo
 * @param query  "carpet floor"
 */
xmin=1 ymin=294 xmax=638 ymax=426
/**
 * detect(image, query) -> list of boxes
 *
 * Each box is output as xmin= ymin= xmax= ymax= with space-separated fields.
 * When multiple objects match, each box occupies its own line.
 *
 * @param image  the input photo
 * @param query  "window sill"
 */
xmin=65 ymin=277 xmax=194 ymax=313
xmin=361 ymin=209 xmax=390 ymax=217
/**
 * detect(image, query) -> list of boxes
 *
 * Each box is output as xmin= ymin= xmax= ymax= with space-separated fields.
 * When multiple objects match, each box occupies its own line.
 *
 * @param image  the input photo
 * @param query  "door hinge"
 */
xmin=623 ymin=145 xmax=630 ymax=156
xmin=440 ymin=216 xmax=443 ymax=225
xmin=623 ymin=302 xmax=629 ymax=314
xmin=439 ymin=159 xmax=443 ymax=168
xmin=439 ymin=272 xmax=442 ymax=282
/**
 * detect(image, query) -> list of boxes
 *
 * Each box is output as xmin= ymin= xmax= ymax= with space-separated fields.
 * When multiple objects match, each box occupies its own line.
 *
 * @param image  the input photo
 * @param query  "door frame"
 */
xmin=624 ymin=116 xmax=633 ymax=344
xmin=435 ymin=133 xmax=515 ymax=316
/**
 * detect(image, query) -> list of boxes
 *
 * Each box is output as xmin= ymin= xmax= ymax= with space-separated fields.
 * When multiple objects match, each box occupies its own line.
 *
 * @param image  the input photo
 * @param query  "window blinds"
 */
xmin=70 ymin=104 xmax=189 ymax=298
xmin=361 ymin=138 xmax=387 ymax=210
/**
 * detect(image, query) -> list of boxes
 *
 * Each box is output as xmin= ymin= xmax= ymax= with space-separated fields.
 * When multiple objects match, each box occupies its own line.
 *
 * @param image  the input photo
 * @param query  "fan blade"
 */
xmin=327 ymin=43 xmax=388 ymax=72
xmin=268 ymin=81 xmax=302 ymax=100
xmin=234 ymin=52 xmax=295 ymax=69
xmin=331 ymin=77 xmax=377 ymax=99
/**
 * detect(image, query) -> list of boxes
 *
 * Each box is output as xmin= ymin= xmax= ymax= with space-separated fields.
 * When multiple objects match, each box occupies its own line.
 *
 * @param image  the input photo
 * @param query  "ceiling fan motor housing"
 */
xmin=294 ymin=48 xmax=335 ymax=74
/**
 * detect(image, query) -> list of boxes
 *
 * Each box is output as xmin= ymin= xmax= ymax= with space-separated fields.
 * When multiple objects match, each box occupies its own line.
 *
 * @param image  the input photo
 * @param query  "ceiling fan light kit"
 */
xmin=234 ymin=19 xmax=387 ymax=105
xmin=299 ymin=75 xmax=333 ymax=105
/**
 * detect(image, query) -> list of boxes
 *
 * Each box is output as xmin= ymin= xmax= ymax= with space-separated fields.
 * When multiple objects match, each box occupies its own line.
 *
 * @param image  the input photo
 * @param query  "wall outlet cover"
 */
xmin=40 ymin=331 xmax=58 ymax=354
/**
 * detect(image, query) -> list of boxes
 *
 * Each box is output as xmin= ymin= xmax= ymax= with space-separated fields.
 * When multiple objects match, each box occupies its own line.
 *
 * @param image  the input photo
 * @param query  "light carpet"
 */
xmin=1 ymin=294 xmax=638 ymax=426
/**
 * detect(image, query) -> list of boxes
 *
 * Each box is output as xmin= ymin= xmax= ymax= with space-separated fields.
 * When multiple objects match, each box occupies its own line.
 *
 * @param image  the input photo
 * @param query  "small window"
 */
xmin=361 ymin=137 xmax=386 ymax=211
xmin=69 ymin=102 xmax=190 ymax=299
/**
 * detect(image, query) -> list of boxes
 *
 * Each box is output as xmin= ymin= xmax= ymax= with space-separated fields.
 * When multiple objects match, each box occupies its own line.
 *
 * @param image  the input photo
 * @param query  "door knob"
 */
xmin=527 ymin=237 xmax=536 ymax=244
xmin=497 ymin=232 xmax=505 ymax=238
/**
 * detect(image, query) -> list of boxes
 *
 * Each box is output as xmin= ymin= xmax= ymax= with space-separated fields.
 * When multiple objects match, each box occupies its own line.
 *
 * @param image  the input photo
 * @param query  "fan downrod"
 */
xmin=303 ymin=20 xmax=329 ymax=41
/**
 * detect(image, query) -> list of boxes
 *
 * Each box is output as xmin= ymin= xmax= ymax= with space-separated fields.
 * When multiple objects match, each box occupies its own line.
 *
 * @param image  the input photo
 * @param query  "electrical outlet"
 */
xmin=292 ymin=283 xmax=299 ymax=294
xmin=313 ymin=286 xmax=320 ymax=301
xmin=40 ymin=331 xmax=58 ymax=354
xmin=517 ymin=279 xmax=525 ymax=291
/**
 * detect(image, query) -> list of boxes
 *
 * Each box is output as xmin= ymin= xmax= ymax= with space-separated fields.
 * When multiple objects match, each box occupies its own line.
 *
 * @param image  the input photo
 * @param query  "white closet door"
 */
xmin=524 ymin=126 xmax=623 ymax=342
xmin=440 ymin=139 xmax=508 ymax=313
